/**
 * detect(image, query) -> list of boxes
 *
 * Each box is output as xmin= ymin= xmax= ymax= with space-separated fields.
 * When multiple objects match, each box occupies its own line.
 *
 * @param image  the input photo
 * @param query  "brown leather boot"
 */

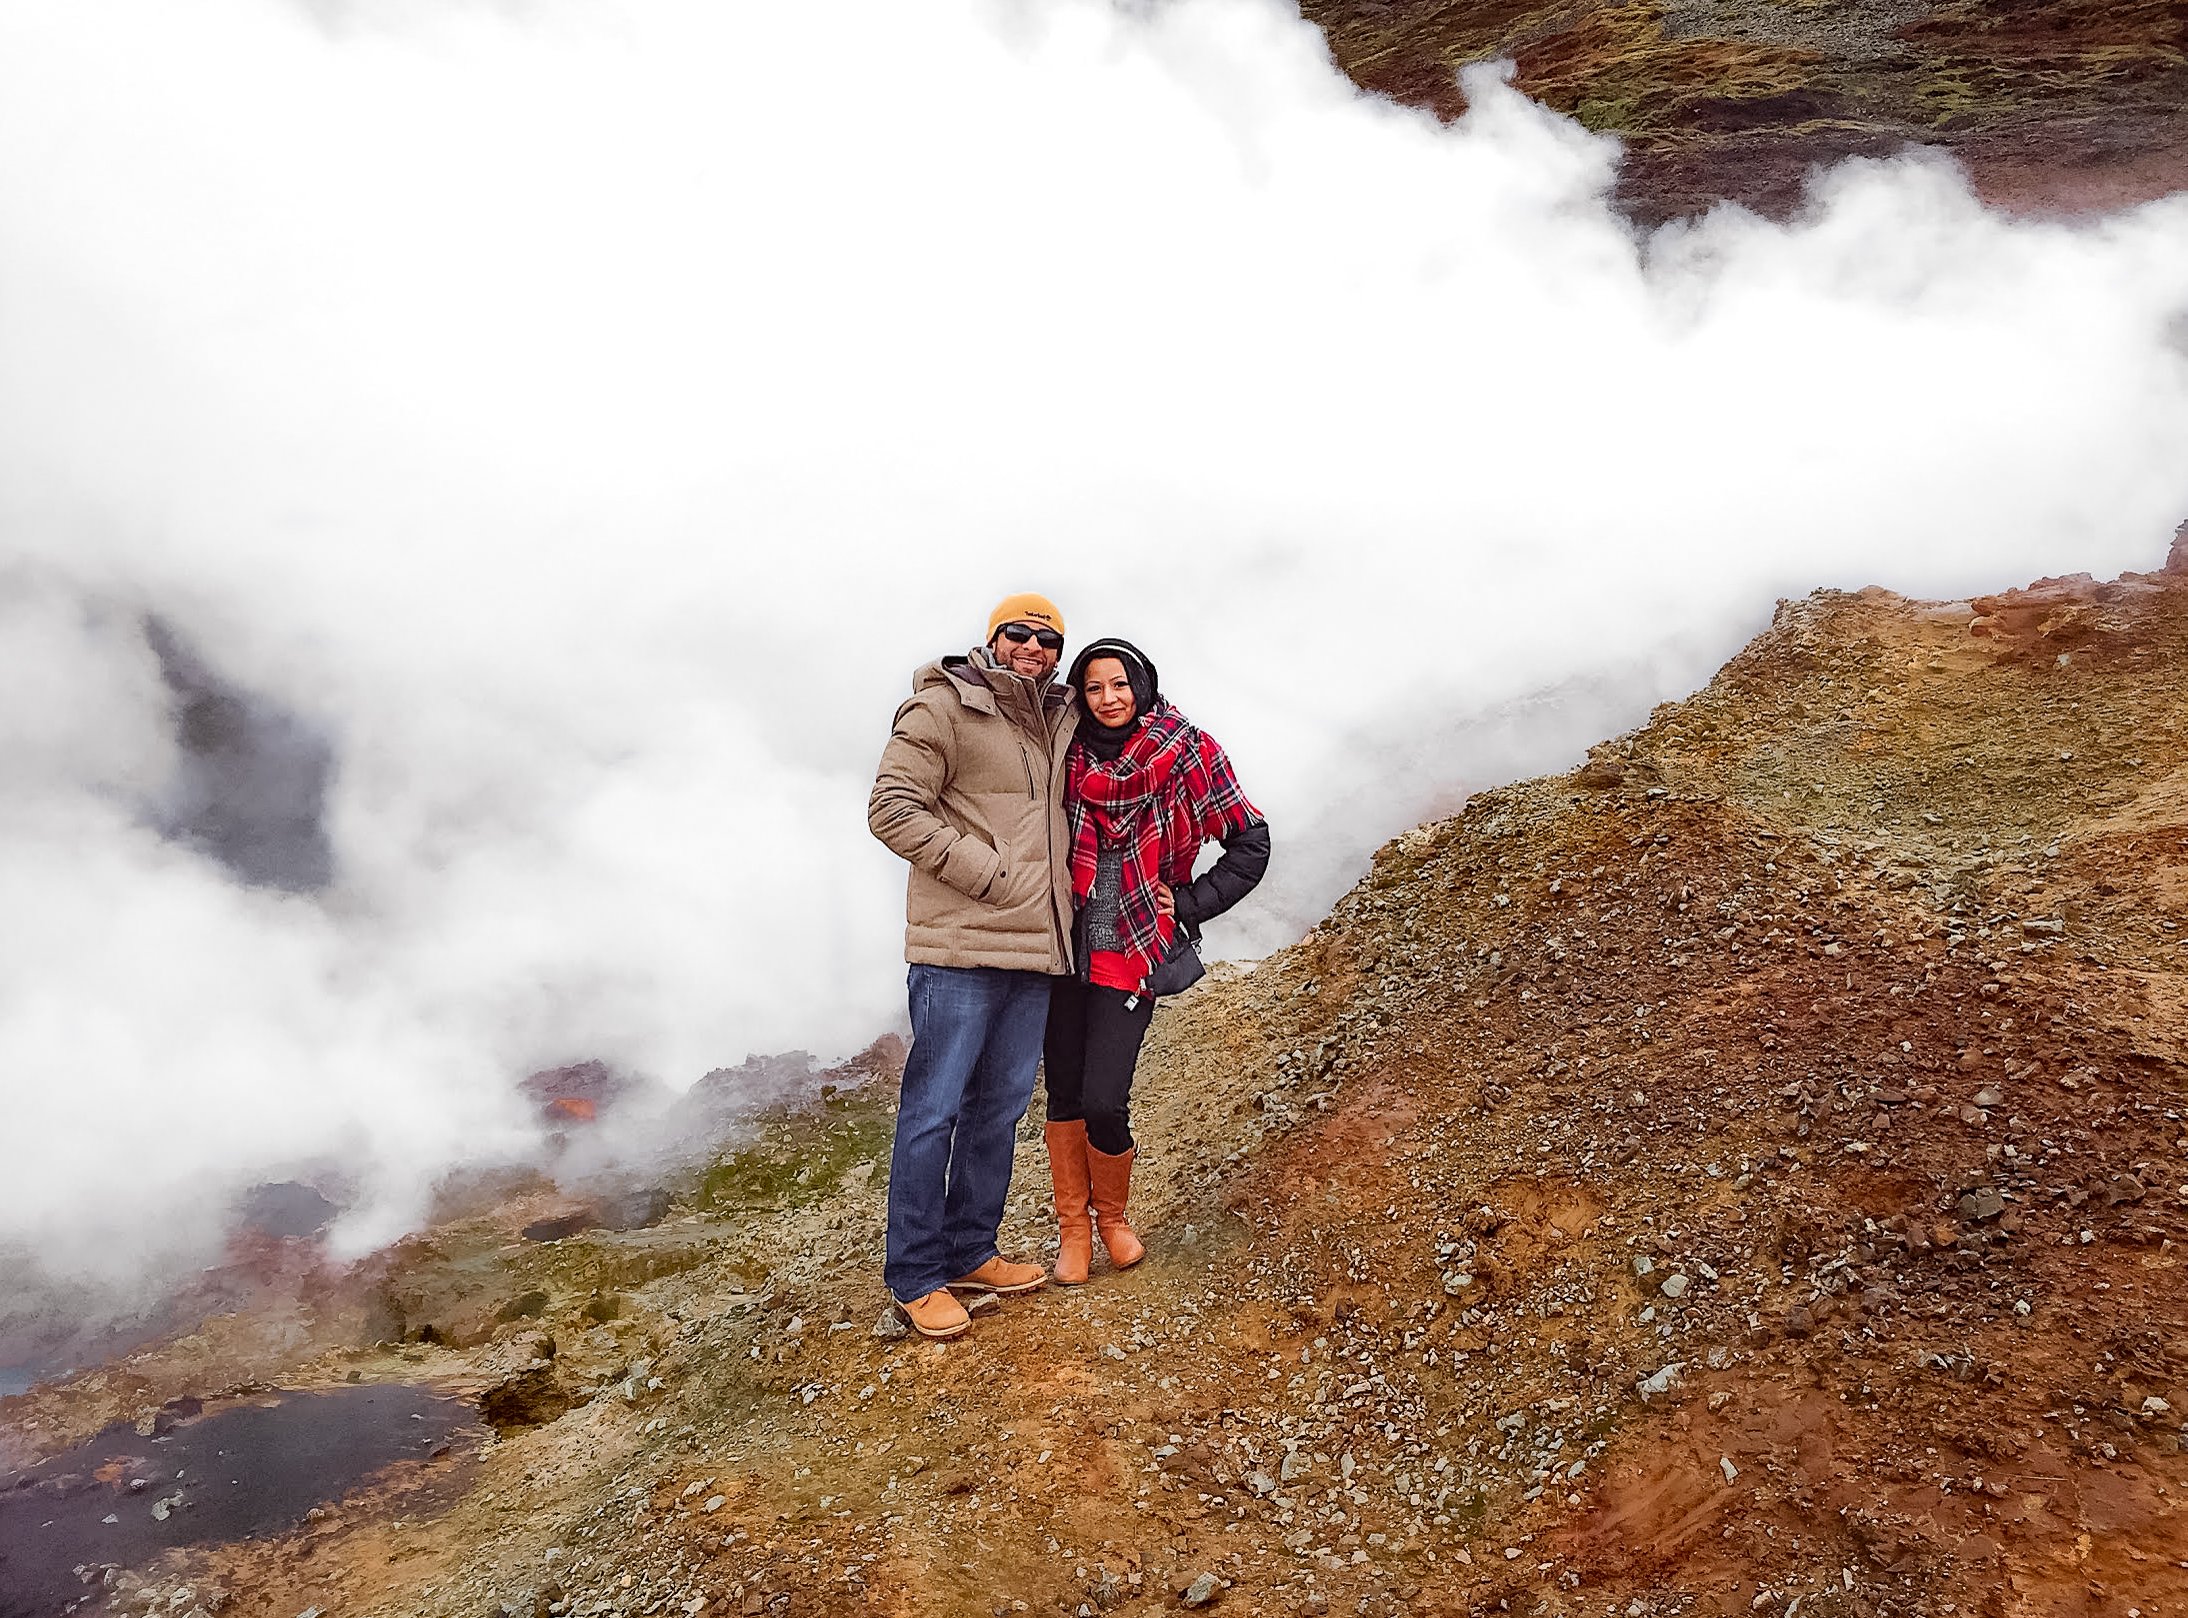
xmin=1045 ymin=1120 xmax=1093 ymax=1285
xmin=894 ymin=1288 xmax=971 ymax=1340
xmin=1086 ymin=1143 xmax=1146 ymax=1270
xmin=947 ymin=1256 xmax=1047 ymax=1295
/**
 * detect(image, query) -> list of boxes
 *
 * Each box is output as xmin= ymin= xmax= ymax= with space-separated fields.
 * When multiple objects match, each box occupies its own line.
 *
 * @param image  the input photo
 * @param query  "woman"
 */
xmin=1042 ymin=637 xmax=1271 ymax=1285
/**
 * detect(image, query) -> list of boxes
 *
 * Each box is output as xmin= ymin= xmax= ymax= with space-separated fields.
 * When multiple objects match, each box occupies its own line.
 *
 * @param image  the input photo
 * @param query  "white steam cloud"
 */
xmin=2 ymin=0 xmax=2186 ymax=1316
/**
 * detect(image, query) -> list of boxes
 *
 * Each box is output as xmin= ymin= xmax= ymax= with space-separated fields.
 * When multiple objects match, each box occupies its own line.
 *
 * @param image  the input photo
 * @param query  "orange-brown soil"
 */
xmin=8 ymin=544 xmax=2188 ymax=1618
xmin=1298 ymin=0 xmax=2188 ymax=223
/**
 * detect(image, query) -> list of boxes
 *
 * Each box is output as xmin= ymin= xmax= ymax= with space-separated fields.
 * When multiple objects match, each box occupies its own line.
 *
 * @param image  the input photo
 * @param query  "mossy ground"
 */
xmin=694 ymin=1088 xmax=894 ymax=1213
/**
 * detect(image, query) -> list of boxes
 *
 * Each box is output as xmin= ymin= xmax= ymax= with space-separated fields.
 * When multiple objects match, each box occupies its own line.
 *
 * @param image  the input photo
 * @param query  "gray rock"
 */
xmin=1658 ymin=1273 xmax=1690 ymax=1300
xmin=872 ymin=1309 xmax=909 ymax=1341
xmin=1636 ymin=1363 xmax=1685 ymax=1402
xmin=1181 ymin=1571 xmax=1221 ymax=1607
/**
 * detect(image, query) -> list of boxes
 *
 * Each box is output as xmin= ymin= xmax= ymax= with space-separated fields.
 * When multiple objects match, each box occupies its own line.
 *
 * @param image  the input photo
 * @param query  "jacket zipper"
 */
xmin=1037 ymin=723 xmax=1063 ymax=969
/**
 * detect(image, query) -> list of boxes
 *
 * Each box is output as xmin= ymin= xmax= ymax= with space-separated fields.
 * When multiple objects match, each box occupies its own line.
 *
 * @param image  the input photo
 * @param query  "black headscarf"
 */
xmin=1067 ymin=638 xmax=1161 ymax=761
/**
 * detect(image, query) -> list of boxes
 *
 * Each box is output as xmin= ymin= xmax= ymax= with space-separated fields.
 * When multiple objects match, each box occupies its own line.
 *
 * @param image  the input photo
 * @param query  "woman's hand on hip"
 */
xmin=1154 ymin=883 xmax=1175 ymax=919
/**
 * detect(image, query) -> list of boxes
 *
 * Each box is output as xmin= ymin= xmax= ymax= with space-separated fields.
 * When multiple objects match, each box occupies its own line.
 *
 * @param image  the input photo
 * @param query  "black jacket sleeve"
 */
xmin=1171 ymin=819 xmax=1271 ymax=931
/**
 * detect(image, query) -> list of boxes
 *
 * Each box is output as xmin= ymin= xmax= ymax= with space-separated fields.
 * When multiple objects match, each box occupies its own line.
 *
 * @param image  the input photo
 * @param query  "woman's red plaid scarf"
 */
xmin=1065 ymin=701 xmax=1261 ymax=986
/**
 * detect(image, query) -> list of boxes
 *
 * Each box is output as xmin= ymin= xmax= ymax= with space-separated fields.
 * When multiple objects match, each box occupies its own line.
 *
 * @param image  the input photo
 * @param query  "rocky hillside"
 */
xmin=6 ymin=536 xmax=2188 ymax=1618
xmin=1297 ymin=0 xmax=2188 ymax=222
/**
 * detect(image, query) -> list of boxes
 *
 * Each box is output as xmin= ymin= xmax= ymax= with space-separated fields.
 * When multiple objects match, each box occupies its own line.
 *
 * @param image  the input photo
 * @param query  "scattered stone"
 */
xmin=2106 ymin=1174 xmax=2148 ymax=1207
xmin=521 ymin=1211 xmax=597 ymax=1244
xmin=1636 ymin=1363 xmax=1685 ymax=1402
xmin=1958 ymin=1187 xmax=2007 ymax=1223
xmin=964 ymin=1292 xmax=1002 ymax=1317
xmin=1181 ymin=1571 xmax=1221 ymax=1607
xmin=599 ymin=1187 xmax=674 ymax=1232
xmin=1785 ymin=1305 xmax=1815 ymax=1338
xmin=872 ymin=1308 xmax=909 ymax=1341
xmin=1659 ymin=1273 xmax=1690 ymax=1300
xmin=1719 ymin=1457 xmax=1738 ymax=1483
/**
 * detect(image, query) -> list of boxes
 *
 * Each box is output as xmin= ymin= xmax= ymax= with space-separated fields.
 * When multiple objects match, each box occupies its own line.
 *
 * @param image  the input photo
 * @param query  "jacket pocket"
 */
xmin=937 ymin=828 xmax=1004 ymax=900
xmin=983 ymin=834 xmax=1015 ymax=906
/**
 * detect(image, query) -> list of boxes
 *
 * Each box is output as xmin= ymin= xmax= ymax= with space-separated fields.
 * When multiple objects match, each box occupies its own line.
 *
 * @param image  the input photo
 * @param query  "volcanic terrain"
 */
xmin=7 ymin=535 xmax=2188 ymax=1618
xmin=1299 ymin=0 xmax=2188 ymax=221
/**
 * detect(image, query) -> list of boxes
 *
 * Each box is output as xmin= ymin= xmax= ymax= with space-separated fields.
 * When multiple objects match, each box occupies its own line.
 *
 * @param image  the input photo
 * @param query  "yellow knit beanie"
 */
xmin=986 ymin=593 xmax=1066 ymax=642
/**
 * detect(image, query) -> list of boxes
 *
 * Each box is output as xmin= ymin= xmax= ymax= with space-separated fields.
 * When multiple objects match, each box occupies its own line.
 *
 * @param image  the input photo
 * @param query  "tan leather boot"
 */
xmin=1086 ymin=1143 xmax=1146 ymax=1270
xmin=948 ymin=1256 xmax=1047 ymax=1295
xmin=1045 ymin=1120 xmax=1094 ymax=1285
xmin=895 ymin=1288 xmax=971 ymax=1340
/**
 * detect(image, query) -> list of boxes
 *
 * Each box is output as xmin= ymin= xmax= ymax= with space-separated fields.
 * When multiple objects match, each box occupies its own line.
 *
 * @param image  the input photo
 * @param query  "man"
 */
xmin=868 ymin=593 xmax=1079 ymax=1338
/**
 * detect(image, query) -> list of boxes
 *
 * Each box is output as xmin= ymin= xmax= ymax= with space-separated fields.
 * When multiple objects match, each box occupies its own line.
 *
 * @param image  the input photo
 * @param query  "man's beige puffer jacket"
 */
xmin=868 ymin=649 xmax=1079 ymax=974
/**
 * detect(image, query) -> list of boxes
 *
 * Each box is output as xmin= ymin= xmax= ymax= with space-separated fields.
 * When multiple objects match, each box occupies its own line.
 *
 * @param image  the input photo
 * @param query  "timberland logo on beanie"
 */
xmin=987 ymin=593 xmax=1066 ymax=641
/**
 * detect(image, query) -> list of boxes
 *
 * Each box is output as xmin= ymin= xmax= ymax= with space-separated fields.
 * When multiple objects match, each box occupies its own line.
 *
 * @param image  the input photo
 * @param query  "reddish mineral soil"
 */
xmin=1296 ymin=0 xmax=2188 ymax=222
xmin=6 ymin=537 xmax=2188 ymax=1618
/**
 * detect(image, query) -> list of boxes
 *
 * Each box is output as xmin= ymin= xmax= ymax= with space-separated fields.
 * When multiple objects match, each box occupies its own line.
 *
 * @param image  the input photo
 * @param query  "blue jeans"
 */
xmin=884 ymin=964 xmax=1053 ymax=1302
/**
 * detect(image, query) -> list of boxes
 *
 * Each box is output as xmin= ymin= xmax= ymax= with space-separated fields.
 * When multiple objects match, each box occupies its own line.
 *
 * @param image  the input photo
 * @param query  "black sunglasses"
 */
xmin=997 ymin=622 xmax=1064 ymax=651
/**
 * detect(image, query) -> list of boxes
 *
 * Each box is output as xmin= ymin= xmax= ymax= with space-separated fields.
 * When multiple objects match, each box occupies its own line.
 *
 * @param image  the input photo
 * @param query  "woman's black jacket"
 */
xmin=1170 ymin=820 xmax=1272 ymax=931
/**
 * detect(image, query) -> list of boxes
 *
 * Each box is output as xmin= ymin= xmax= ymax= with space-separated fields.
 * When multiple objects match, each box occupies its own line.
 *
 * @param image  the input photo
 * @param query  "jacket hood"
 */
xmin=916 ymin=648 xmax=1064 ymax=711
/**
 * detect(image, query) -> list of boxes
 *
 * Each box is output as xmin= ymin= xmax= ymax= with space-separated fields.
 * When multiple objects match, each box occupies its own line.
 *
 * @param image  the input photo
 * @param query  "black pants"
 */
xmin=1042 ymin=977 xmax=1154 ymax=1156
